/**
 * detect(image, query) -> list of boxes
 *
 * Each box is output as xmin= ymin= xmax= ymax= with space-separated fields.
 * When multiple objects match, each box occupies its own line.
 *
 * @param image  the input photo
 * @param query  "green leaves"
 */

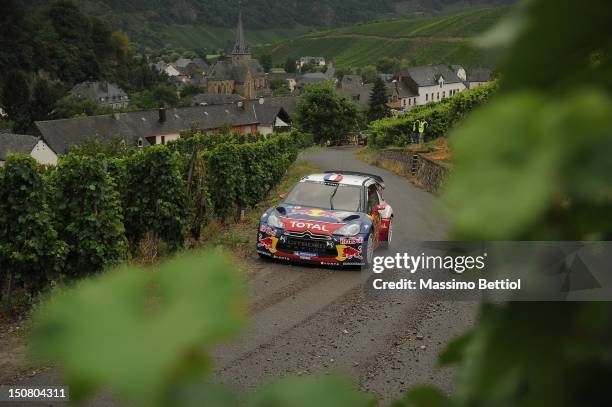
xmin=50 ymin=153 xmax=127 ymax=278
xmin=204 ymin=132 xmax=300 ymax=221
xmin=248 ymin=375 xmax=375 ymax=407
xmin=368 ymin=82 xmax=497 ymax=147
xmin=0 ymin=154 xmax=66 ymax=298
xmin=30 ymin=251 xmax=246 ymax=405
xmin=390 ymin=385 xmax=449 ymax=407
xmin=444 ymin=89 xmax=612 ymax=240
xmin=295 ymin=83 xmax=360 ymax=144
xmin=122 ymin=146 xmax=188 ymax=251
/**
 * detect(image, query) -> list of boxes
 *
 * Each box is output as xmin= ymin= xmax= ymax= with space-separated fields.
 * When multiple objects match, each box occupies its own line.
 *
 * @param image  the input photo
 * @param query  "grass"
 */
xmin=160 ymin=24 xmax=314 ymax=50
xmin=256 ymin=7 xmax=510 ymax=68
xmin=324 ymin=7 xmax=508 ymax=38
xmin=199 ymin=160 xmax=320 ymax=264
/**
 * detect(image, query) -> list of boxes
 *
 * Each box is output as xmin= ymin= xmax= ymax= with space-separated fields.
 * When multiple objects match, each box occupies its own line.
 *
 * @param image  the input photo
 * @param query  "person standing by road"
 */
xmin=418 ymin=119 xmax=428 ymax=144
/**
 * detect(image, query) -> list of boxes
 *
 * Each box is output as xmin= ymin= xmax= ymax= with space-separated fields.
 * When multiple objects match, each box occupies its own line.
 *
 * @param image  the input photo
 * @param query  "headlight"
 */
xmin=334 ymin=223 xmax=361 ymax=236
xmin=267 ymin=214 xmax=284 ymax=229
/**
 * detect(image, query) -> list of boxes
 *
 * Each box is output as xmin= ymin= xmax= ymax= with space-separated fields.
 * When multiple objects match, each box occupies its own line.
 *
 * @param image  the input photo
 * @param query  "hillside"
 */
xmin=256 ymin=7 xmax=509 ymax=68
xmin=22 ymin=0 xmax=514 ymax=50
xmin=158 ymin=25 xmax=315 ymax=51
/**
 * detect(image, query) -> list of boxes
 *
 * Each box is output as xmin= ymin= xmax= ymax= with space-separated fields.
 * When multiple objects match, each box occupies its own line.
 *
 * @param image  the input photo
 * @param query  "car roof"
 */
xmin=301 ymin=172 xmax=377 ymax=187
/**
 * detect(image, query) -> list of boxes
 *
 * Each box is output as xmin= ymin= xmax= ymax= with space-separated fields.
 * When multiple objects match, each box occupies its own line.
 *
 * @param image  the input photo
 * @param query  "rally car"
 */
xmin=256 ymin=171 xmax=393 ymax=266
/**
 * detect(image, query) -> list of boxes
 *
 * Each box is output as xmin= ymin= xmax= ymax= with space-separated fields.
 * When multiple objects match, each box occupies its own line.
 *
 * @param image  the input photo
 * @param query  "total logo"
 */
xmin=289 ymin=221 xmax=330 ymax=232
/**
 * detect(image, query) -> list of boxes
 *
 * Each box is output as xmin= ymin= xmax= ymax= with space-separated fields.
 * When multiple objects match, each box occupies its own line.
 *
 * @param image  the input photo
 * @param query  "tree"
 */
xmin=367 ymin=77 xmax=390 ymax=122
xmin=68 ymin=136 xmax=132 ymax=158
xmin=131 ymin=83 xmax=179 ymax=109
xmin=260 ymin=54 xmax=273 ymax=73
xmin=50 ymin=154 xmax=127 ymax=278
xmin=284 ymin=56 xmax=297 ymax=73
xmin=30 ymin=79 xmax=65 ymax=122
xmin=52 ymin=95 xmax=99 ymax=118
xmin=335 ymin=66 xmax=355 ymax=81
xmin=1 ymin=70 xmax=31 ymax=133
xmin=359 ymin=65 xmax=378 ymax=83
xmin=180 ymin=84 xmax=202 ymax=99
xmin=269 ymin=78 xmax=289 ymax=92
xmin=300 ymin=61 xmax=315 ymax=73
xmin=123 ymin=146 xmax=188 ymax=252
xmin=0 ymin=155 xmax=66 ymax=316
xmin=111 ymin=31 xmax=130 ymax=63
xmin=376 ymin=56 xmax=400 ymax=74
xmin=295 ymin=83 xmax=360 ymax=144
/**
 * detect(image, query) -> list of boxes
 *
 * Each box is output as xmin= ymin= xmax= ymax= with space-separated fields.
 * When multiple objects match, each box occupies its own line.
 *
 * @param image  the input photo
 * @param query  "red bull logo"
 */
xmin=289 ymin=208 xmax=340 ymax=220
xmin=258 ymin=235 xmax=278 ymax=253
xmin=336 ymin=244 xmax=363 ymax=261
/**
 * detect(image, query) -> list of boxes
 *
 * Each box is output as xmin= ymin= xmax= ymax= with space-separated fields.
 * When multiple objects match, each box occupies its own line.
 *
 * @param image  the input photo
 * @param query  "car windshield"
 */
xmin=284 ymin=182 xmax=361 ymax=212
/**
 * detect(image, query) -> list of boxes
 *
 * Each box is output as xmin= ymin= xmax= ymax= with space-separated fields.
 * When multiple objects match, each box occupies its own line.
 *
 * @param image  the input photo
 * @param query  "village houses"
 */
xmin=337 ymin=64 xmax=492 ymax=113
xmin=0 ymin=133 xmax=57 ymax=166
xmin=32 ymin=96 xmax=295 ymax=155
xmin=69 ymin=81 xmax=129 ymax=109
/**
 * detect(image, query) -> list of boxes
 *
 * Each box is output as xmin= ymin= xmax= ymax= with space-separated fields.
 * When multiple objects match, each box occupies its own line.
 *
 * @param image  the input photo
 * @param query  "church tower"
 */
xmin=231 ymin=10 xmax=251 ymax=62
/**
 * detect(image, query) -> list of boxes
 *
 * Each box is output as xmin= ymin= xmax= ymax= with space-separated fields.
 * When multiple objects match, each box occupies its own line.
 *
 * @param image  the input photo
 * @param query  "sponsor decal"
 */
xmin=340 ymin=237 xmax=364 ymax=244
xmin=258 ymin=236 xmax=279 ymax=253
xmin=336 ymin=244 xmax=363 ymax=262
xmin=289 ymin=208 xmax=340 ymax=220
xmin=282 ymin=218 xmax=344 ymax=234
xmin=323 ymin=173 xmax=343 ymax=182
xmin=259 ymin=225 xmax=276 ymax=236
xmin=296 ymin=251 xmax=316 ymax=259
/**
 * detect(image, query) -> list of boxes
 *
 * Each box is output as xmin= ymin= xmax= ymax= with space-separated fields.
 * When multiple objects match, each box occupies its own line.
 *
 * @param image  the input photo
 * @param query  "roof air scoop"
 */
xmin=342 ymin=214 xmax=360 ymax=222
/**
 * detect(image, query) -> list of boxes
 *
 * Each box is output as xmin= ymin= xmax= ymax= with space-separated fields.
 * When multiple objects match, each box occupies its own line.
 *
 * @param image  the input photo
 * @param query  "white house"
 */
xmin=0 ymin=133 xmax=57 ymax=166
xmin=152 ymin=61 xmax=181 ymax=77
xmin=296 ymin=56 xmax=326 ymax=69
xmin=252 ymin=100 xmax=292 ymax=135
xmin=396 ymin=64 xmax=468 ymax=110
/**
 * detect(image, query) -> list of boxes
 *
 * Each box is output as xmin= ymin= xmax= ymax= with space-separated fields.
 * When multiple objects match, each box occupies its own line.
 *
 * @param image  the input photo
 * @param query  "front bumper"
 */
xmin=256 ymin=223 xmax=366 ymax=266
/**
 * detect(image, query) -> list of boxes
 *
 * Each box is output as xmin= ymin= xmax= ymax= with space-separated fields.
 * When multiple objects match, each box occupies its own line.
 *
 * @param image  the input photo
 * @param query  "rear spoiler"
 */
xmin=324 ymin=170 xmax=385 ymax=187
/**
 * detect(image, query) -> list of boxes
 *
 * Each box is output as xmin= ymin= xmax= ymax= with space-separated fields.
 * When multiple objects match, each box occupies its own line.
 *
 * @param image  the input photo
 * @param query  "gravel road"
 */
xmin=11 ymin=147 xmax=476 ymax=406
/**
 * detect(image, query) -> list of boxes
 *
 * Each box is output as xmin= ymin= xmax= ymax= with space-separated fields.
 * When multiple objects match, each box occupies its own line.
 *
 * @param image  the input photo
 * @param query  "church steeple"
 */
xmin=232 ymin=7 xmax=250 ymax=60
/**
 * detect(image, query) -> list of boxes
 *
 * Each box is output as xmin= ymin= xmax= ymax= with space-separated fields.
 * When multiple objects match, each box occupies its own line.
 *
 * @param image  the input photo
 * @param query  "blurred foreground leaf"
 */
xmin=391 ymin=385 xmax=449 ymax=407
xmin=30 ymin=252 xmax=246 ymax=405
xmin=445 ymin=89 xmax=612 ymax=240
xmin=248 ymin=375 xmax=375 ymax=407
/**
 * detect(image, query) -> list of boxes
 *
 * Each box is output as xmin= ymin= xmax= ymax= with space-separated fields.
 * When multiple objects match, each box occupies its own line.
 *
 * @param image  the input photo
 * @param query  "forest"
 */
xmin=0 ymin=0 xmax=173 ymax=134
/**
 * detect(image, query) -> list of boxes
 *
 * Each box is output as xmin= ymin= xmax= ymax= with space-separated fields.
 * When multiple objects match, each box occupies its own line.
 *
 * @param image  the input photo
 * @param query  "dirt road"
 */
xmin=11 ymin=147 xmax=475 ymax=406
xmin=212 ymin=147 xmax=474 ymax=404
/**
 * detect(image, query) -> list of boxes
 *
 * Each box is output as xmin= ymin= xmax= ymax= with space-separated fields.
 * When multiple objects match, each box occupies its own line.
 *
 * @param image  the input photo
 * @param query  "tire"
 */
xmin=381 ymin=219 xmax=393 ymax=250
xmin=364 ymin=233 xmax=375 ymax=265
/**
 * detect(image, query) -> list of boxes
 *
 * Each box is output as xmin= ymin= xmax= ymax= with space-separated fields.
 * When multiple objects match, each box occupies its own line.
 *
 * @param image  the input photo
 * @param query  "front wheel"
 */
xmin=363 ymin=233 xmax=375 ymax=265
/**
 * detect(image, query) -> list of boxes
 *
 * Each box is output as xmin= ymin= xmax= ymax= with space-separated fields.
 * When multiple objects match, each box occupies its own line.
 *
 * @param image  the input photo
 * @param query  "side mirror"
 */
xmin=279 ymin=193 xmax=286 ymax=200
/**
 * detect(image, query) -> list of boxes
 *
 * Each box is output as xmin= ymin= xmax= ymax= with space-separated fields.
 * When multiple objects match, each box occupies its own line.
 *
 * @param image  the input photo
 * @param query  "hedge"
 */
xmin=1 ymin=130 xmax=306 ymax=311
xmin=122 ymin=146 xmax=189 ymax=251
xmin=368 ymin=81 xmax=498 ymax=147
xmin=0 ymin=155 xmax=66 ymax=311
xmin=49 ymin=154 xmax=127 ymax=279
xmin=205 ymin=132 xmax=300 ymax=220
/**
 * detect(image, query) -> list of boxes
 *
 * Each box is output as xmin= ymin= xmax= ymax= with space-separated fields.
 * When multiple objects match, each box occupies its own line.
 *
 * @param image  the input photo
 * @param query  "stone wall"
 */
xmin=377 ymin=149 xmax=450 ymax=193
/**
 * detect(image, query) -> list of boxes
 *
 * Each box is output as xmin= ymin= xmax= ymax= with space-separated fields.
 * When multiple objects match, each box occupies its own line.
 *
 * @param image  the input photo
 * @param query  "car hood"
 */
xmin=272 ymin=204 xmax=367 ymax=235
